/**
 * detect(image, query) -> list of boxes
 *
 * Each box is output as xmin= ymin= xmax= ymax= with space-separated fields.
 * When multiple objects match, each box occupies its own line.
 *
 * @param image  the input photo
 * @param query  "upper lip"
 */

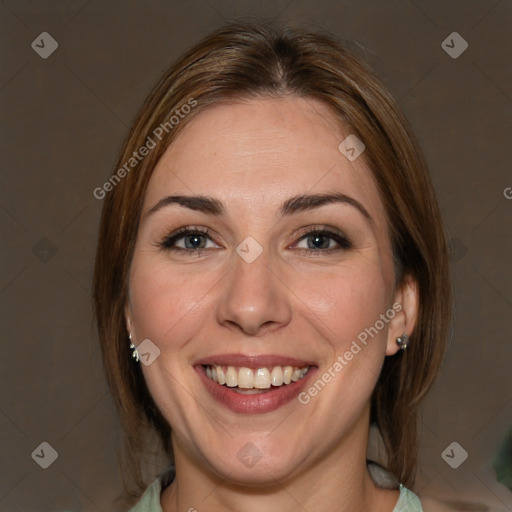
xmin=194 ymin=353 xmax=315 ymax=368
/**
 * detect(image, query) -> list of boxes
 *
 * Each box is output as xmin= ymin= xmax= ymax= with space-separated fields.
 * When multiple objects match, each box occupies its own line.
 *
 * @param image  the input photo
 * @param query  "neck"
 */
xmin=161 ymin=411 xmax=399 ymax=512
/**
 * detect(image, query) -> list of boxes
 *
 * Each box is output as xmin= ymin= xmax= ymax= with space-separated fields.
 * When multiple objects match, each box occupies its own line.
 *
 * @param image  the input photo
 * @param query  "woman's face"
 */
xmin=125 ymin=97 xmax=415 ymax=484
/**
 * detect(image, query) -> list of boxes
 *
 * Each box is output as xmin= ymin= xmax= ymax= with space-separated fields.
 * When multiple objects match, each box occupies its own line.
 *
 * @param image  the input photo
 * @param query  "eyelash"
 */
xmin=158 ymin=226 xmax=352 ymax=256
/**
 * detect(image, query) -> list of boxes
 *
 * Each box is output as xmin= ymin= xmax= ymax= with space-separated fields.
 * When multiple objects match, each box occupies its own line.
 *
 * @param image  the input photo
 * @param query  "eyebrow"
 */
xmin=146 ymin=192 xmax=371 ymax=222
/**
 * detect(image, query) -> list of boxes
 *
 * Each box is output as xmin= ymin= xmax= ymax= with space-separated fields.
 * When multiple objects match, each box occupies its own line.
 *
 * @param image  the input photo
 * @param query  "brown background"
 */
xmin=0 ymin=1 xmax=511 ymax=511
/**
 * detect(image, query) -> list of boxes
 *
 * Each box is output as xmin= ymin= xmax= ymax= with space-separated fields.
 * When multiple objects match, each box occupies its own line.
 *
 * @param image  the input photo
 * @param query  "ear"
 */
xmin=386 ymin=273 xmax=419 ymax=356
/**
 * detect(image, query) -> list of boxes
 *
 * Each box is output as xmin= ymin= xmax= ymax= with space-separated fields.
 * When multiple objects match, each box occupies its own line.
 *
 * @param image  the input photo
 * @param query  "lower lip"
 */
xmin=196 ymin=366 xmax=316 ymax=414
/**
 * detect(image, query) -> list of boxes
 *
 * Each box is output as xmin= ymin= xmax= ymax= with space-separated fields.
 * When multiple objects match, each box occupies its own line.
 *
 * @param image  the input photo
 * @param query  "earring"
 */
xmin=396 ymin=333 xmax=409 ymax=350
xmin=129 ymin=333 xmax=139 ymax=362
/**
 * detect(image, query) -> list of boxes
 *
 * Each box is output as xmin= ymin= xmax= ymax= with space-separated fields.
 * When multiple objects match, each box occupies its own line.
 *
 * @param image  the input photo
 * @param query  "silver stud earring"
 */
xmin=396 ymin=333 xmax=409 ymax=350
xmin=129 ymin=333 xmax=139 ymax=362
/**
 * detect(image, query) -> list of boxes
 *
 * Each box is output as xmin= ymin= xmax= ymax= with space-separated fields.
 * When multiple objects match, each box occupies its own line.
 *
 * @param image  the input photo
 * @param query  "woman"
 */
xmin=92 ymin=19 xmax=452 ymax=511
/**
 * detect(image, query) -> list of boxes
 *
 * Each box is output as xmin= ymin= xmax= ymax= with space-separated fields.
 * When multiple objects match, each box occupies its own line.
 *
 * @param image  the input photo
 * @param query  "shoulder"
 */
xmin=367 ymin=461 xmax=423 ymax=511
xmin=126 ymin=465 xmax=175 ymax=512
xmin=393 ymin=485 xmax=424 ymax=512
xmin=417 ymin=496 xmax=476 ymax=512
xmin=126 ymin=476 xmax=163 ymax=511
xmin=61 ymin=467 xmax=172 ymax=512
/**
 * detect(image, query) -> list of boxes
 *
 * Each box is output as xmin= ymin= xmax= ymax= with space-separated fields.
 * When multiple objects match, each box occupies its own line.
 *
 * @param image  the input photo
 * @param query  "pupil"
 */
xmin=310 ymin=234 xmax=328 ymax=249
xmin=186 ymin=235 xmax=204 ymax=249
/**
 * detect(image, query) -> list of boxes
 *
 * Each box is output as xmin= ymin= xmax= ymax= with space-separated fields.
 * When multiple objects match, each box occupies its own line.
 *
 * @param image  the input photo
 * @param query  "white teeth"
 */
xmin=254 ymin=368 xmax=271 ymax=389
xmin=238 ymin=367 xmax=254 ymax=389
xmin=216 ymin=365 xmax=226 ymax=385
xmin=205 ymin=364 xmax=310 ymax=389
xmin=283 ymin=366 xmax=293 ymax=384
xmin=270 ymin=366 xmax=284 ymax=386
xmin=291 ymin=368 xmax=302 ymax=382
xmin=225 ymin=366 xmax=237 ymax=387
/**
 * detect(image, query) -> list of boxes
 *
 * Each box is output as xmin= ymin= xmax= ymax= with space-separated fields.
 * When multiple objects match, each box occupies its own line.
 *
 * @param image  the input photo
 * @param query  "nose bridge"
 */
xmin=216 ymin=238 xmax=291 ymax=335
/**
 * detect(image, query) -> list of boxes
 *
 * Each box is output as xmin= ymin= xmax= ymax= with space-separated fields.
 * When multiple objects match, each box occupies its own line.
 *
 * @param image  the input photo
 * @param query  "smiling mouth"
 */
xmin=203 ymin=364 xmax=311 ymax=394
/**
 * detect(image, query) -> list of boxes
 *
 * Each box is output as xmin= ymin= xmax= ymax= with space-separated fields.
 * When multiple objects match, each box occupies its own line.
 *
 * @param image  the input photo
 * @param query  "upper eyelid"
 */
xmin=160 ymin=227 xmax=219 ymax=246
xmin=294 ymin=224 xmax=347 ymax=239
xmin=160 ymin=226 xmax=350 ymax=249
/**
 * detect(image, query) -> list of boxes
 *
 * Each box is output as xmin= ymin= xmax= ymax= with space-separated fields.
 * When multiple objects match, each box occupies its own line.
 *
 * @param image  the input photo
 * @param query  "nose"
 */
xmin=216 ymin=246 xmax=292 ymax=337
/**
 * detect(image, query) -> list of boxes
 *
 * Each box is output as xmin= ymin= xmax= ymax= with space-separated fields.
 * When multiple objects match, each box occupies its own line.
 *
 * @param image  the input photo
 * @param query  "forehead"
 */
xmin=143 ymin=96 xmax=386 ymax=226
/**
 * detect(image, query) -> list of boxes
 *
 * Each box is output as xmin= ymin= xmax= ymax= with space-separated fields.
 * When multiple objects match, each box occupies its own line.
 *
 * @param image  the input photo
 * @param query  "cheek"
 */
xmin=294 ymin=269 xmax=391 ymax=413
xmin=293 ymin=262 xmax=391 ymax=351
xmin=127 ymin=254 xmax=218 ymax=349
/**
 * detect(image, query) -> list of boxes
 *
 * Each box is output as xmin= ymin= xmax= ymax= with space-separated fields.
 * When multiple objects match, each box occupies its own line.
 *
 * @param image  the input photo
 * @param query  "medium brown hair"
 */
xmin=93 ymin=19 xmax=452 ymax=496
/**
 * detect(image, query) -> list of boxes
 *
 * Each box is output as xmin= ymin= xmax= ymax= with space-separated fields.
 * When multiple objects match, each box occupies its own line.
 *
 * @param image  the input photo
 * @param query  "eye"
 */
xmin=157 ymin=225 xmax=351 ymax=257
xmin=159 ymin=227 xmax=220 ymax=254
xmin=294 ymin=227 xmax=351 ymax=255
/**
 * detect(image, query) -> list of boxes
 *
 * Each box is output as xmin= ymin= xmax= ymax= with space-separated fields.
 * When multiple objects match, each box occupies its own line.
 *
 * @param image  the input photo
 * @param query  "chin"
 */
xmin=217 ymin=458 xmax=299 ymax=488
xmin=198 ymin=440 xmax=309 ymax=488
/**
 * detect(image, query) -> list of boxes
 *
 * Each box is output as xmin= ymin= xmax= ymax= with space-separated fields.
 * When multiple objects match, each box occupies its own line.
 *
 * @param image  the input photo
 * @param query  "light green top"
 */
xmin=127 ymin=465 xmax=423 ymax=512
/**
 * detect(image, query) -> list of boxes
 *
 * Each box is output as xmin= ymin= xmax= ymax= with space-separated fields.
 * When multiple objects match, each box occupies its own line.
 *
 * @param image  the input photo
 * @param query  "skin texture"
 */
xmin=125 ymin=97 xmax=419 ymax=512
